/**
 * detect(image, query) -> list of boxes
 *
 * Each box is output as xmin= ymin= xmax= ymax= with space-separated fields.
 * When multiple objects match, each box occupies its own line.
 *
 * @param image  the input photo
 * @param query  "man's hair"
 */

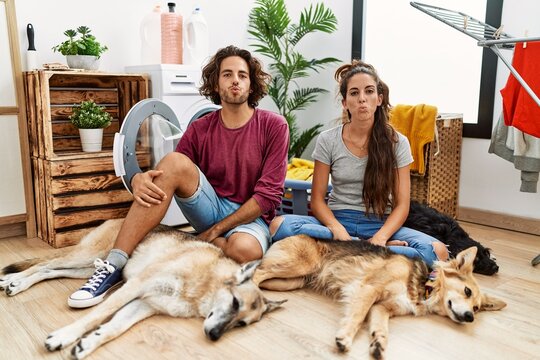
xmin=200 ymin=45 xmax=271 ymax=107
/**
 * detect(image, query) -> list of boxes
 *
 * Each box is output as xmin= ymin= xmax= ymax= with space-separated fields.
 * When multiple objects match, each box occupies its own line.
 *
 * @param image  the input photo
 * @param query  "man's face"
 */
xmin=217 ymin=56 xmax=251 ymax=105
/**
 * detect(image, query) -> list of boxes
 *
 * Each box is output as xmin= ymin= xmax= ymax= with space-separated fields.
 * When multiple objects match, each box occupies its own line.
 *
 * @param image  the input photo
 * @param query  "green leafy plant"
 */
xmin=70 ymin=100 xmax=112 ymax=129
xmin=52 ymin=26 xmax=108 ymax=58
xmin=248 ymin=0 xmax=340 ymax=159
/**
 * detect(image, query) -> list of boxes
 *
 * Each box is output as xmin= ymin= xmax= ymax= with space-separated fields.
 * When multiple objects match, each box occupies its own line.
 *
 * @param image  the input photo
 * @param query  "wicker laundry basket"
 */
xmin=278 ymin=114 xmax=463 ymax=219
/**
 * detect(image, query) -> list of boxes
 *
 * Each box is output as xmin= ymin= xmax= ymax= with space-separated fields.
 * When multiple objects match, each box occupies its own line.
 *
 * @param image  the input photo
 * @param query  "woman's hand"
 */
xmin=328 ymin=224 xmax=352 ymax=241
xmin=131 ymin=170 xmax=167 ymax=207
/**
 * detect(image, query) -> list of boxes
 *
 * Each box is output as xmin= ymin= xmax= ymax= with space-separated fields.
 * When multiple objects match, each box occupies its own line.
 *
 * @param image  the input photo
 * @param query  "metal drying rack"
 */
xmin=411 ymin=2 xmax=540 ymax=267
xmin=411 ymin=2 xmax=540 ymax=107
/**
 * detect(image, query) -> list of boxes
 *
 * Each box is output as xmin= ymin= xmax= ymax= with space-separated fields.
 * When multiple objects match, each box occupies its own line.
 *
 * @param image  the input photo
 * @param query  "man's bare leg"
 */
xmin=212 ymin=233 xmax=263 ymax=263
xmin=114 ymin=152 xmax=199 ymax=255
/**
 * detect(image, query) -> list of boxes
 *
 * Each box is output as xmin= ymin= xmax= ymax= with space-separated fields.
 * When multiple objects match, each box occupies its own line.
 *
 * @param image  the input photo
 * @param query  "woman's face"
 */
xmin=342 ymin=73 xmax=383 ymax=123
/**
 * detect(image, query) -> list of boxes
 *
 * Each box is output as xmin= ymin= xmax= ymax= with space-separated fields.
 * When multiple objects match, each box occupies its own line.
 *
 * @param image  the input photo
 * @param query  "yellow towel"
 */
xmin=286 ymin=158 xmax=314 ymax=181
xmin=389 ymin=104 xmax=437 ymax=175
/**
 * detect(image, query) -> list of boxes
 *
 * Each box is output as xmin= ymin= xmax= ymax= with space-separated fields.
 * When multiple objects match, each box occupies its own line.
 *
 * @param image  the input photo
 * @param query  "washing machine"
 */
xmin=114 ymin=64 xmax=220 ymax=226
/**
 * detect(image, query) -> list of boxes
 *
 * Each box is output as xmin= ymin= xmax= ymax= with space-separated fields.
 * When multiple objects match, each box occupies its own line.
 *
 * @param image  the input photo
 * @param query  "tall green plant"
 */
xmin=248 ymin=0 xmax=340 ymax=159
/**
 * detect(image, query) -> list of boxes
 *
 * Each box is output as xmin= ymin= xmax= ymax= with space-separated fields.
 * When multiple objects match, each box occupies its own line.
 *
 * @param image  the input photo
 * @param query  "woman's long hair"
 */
xmin=334 ymin=60 xmax=398 ymax=218
xmin=200 ymin=45 xmax=271 ymax=107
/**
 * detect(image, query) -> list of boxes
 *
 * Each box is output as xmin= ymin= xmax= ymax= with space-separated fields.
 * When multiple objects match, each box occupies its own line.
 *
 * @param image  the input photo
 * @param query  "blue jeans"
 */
xmin=272 ymin=209 xmax=441 ymax=267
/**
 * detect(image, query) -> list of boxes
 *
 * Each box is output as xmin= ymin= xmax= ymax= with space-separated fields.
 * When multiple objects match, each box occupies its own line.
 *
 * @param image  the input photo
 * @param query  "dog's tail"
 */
xmin=2 ymin=258 xmax=41 ymax=274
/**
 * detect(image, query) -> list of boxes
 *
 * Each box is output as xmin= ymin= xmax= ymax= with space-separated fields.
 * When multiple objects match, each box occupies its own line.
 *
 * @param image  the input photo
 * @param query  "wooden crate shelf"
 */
xmin=32 ymin=153 xmax=151 ymax=248
xmin=24 ymin=71 xmax=148 ymax=159
xmin=23 ymin=71 xmax=150 ymax=247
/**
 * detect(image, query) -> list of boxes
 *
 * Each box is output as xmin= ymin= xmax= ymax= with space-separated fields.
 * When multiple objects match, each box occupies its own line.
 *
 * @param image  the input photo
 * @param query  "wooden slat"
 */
xmin=47 ymin=72 xmax=146 ymax=87
xmin=0 ymin=222 xmax=25 ymax=239
xmin=53 ymin=206 xmax=129 ymax=229
xmin=51 ymin=120 xmax=119 ymax=137
xmin=53 ymin=227 xmax=94 ymax=247
xmin=24 ymin=73 xmax=38 ymax=157
xmin=52 ymin=135 xmax=115 ymax=153
xmin=0 ymin=106 xmax=18 ymax=115
xmin=49 ymin=89 xmax=118 ymax=105
xmin=50 ymin=106 xmax=118 ymax=120
xmin=459 ymin=207 xmax=540 ymax=236
xmin=0 ymin=213 xmax=26 ymax=226
xmin=48 ymin=152 xmax=150 ymax=175
xmin=40 ymin=71 xmax=54 ymax=159
xmin=51 ymin=174 xmax=123 ymax=194
xmin=52 ymin=189 xmax=132 ymax=210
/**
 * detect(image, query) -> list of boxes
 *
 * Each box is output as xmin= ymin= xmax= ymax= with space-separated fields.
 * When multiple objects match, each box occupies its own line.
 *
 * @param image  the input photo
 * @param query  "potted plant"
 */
xmin=248 ymin=0 xmax=340 ymax=159
xmin=52 ymin=26 xmax=108 ymax=70
xmin=70 ymin=100 xmax=112 ymax=152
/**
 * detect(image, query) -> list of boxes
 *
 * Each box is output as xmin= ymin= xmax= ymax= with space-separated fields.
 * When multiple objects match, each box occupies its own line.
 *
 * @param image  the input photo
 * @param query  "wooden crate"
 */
xmin=24 ymin=71 xmax=148 ymax=159
xmin=410 ymin=114 xmax=463 ymax=218
xmin=32 ymin=152 xmax=151 ymax=248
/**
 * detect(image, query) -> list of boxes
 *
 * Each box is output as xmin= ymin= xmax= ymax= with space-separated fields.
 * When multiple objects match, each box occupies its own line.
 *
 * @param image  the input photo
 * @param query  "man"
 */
xmin=68 ymin=45 xmax=289 ymax=308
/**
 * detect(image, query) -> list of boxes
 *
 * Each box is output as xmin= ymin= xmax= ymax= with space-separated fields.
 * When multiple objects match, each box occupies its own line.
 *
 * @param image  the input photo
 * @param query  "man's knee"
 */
xmin=156 ymin=152 xmax=195 ymax=176
xmin=224 ymin=234 xmax=263 ymax=264
xmin=433 ymin=241 xmax=449 ymax=261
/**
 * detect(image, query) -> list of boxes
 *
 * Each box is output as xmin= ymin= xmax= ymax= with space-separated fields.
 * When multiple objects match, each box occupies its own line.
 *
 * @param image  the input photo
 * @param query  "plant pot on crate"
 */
xmin=78 ymin=128 xmax=104 ymax=151
xmin=70 ymin=100 xmax=112 ymax=152
xmin=66 ymin=55 xmax=100 ymax=71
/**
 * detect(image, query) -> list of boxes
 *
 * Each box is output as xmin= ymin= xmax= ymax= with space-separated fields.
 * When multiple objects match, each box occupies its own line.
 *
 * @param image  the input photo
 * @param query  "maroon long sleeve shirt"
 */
xmin=176 ymin=108 xmax=289 ymax=224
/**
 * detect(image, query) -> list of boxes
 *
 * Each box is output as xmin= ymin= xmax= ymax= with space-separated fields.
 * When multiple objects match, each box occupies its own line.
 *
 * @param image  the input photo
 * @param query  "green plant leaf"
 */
xmin=289 ymin=124 xmax=325 ymax=159
xmin=287 ymin=87 xmax=328 ymax=113
xmin=290 ymin=3 xmax=338 ymax=46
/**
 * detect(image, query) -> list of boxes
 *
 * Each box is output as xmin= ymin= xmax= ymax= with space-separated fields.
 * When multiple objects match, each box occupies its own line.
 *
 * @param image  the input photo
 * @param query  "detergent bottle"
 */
xmin=184 ymin=7 xmax=209 ymax=67
xmin=161 ymin=2 xmax=183 ymax=64
xmin=140 ymin=5 xmax=162 ymax=64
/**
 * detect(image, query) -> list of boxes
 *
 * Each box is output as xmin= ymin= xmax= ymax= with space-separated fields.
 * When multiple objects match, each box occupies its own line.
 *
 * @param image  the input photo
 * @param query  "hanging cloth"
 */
xmin=500 ymin=42 xmax=540 ymax=138
xmin=389 ymin=104 xmax=437 ymax=175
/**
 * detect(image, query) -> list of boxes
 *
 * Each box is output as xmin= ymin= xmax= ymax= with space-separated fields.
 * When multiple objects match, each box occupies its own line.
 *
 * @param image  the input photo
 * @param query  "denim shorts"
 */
xmin=175 ymin=168 xmax=271 ymax=253
xmin=272 ymin=209 xmax=441 ymax=267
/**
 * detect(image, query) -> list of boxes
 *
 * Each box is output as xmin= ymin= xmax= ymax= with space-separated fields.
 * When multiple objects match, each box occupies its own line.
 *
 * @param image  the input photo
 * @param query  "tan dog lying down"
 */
xmin=253 ymin=235 xmax=506 ymax=359
xmin=0 ymin=219 xmax=285 ymax=359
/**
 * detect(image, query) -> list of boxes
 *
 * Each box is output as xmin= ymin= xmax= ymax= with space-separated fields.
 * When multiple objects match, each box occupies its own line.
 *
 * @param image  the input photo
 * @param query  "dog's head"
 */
xmin=203 ymin=260 xmax=286 ymax=341
xmin=428 ymin=247 xmax=506 ymax=323
xmin=471 ymin=244 xmax=499 ymax=275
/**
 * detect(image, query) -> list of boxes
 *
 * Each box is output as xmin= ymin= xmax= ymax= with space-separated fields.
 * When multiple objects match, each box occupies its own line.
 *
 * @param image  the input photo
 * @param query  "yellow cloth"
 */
xmin=389 ymin=104 xmax=437 ymax=175
xmin=286 ymin=158 xmax=314 ymax=181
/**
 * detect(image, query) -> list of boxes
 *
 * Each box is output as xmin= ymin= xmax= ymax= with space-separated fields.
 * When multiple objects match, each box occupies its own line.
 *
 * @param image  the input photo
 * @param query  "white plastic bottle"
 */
xmin=184 ymin=7 xmax=209 ymax=67
xmin=140 ymin=5 xmax=162 ymax=65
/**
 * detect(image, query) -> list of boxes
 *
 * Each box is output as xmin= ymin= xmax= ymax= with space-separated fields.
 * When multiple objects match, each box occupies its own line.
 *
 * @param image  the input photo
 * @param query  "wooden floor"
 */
xmin=0 ymin=222 xmax=538 ymax=360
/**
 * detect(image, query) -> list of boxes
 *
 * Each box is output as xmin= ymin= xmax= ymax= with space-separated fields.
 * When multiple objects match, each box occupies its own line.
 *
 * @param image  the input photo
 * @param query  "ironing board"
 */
xmin=410 ymin=1 xmax=540 ymax=107
xmin=410 ymin=2 xmax=540 ymax=267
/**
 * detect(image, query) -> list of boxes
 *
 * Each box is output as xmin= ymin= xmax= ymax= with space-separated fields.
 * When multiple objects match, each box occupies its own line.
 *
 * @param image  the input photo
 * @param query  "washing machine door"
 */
xmin=113 ymin=98 xmax=183 ymax=193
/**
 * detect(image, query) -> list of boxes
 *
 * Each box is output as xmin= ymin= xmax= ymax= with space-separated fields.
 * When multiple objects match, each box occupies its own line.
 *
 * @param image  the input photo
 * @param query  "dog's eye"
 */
xmin=464 ymin=287 xmax=472 ymax=298
xmin=237 ymin=321 xmax=247 ymax=327
xmin=232 ymin=296 xmax=239 ymax=311
xmin=473 ymin=306 xmax=479 ymax=312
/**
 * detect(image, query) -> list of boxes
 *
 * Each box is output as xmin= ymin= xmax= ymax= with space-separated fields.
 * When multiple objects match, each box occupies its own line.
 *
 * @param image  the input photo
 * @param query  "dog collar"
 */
xmin=424 ymin=270 xmax=437 ymax=299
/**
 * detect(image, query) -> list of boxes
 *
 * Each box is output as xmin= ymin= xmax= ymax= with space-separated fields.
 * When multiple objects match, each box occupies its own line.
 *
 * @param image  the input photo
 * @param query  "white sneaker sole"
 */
xmin=67 ymin=281 xmax=123 ymax=309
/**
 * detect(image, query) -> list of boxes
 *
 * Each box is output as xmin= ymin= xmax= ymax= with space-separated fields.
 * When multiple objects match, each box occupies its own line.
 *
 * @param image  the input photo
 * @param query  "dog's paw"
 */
xmin=0 ymin=274 xmax=17 ymax=291
xmin=335 ymin=336 xmax=352 ymax=353
xmin=45 ymin=329 xmax=79 ymax=352
xmin=5 ymin=280 xmax=26 ymax=296
xmin=369 ymin=339 xmax=385 ymax=360
xmin=69 ymin=333 xmax=100 ymax=360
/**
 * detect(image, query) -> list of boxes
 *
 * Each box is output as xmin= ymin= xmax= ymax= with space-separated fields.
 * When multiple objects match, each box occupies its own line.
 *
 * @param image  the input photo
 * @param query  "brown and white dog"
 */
xmin=253 ymin=235 xmax=506 ymax=360
xmin=0 ymin=219 xmax=285 ymax=359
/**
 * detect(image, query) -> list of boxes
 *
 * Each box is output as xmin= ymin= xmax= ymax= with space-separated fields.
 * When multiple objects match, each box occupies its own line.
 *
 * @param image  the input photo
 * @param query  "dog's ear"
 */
xmin=480 ymin=293 xmax=507 ymax=311
xmin=263 ymin=297 xmax=287 ymax=314
xmin=455 ymin=246 xmax=477 ymax=273
xmin=235 ymin=260 xmax=261 ymax=285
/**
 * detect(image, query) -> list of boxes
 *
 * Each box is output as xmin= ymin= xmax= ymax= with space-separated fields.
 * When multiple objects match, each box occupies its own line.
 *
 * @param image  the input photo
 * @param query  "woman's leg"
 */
xmin=389 ymin=227 xmax=448 ymax=267
xmin=271 ymin=215 xmax=333 ymax=241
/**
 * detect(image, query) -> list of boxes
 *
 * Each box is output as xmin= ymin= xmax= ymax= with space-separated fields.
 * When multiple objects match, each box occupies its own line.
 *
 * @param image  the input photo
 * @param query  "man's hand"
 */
xmin=131 ymin=170 xmax=167 ymax=207
xmin=198 ymin=225 xmax=223 ymax=243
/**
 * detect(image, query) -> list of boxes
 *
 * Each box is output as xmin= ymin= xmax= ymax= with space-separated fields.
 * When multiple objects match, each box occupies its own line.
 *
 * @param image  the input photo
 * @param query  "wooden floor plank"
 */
xmin=0 ymin=222 xmax=539 ymax=359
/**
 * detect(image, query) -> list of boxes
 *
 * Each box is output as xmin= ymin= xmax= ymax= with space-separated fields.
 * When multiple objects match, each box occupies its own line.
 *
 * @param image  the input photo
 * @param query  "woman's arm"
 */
xmin=311 ymin=160 xmax=351 ymax=240
xmin=369 ymin=165 xmax=411 ymax=246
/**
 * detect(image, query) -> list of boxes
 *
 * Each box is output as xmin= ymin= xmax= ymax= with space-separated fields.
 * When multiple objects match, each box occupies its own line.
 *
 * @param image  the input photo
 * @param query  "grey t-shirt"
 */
xmin=312 ymin=125 xmax=413 ymax=214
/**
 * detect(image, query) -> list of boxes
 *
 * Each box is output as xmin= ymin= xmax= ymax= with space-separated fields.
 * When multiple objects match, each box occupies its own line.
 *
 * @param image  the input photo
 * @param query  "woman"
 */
xmin=270 ymin=60 xmax=448 ymax=267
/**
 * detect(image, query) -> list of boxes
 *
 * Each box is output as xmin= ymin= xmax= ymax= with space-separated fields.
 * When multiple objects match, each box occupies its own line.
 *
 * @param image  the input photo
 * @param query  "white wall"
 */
xmin=10 ymin=0 xmax=540 ymax=220
xmin=459 ymin=0 xmax=540 ymax=219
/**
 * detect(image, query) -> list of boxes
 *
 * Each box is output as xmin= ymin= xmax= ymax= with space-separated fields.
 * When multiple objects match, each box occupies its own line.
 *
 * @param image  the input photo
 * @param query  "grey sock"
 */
xmin=106 ymin=249 xmax=129 ymax=269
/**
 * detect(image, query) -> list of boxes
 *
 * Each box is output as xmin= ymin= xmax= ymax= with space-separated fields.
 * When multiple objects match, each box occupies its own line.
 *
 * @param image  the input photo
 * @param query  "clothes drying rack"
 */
xmin=410 ymin=2 xmax=540 ymax=107
xmin=411 ymin=2 xmax=540 ymax=267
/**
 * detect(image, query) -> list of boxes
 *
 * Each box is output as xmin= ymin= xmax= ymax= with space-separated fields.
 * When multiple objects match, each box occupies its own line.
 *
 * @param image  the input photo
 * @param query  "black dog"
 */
xmin=405 ymin=201 xmax=499 ymax=275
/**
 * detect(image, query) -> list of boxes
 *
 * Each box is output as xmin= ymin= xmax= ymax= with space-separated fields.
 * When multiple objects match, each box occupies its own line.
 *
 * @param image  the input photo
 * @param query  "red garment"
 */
xmin=500 ymin=41 xmax=540 ymax=138
xmin=176 ymin=108 xmax=289 ymax=223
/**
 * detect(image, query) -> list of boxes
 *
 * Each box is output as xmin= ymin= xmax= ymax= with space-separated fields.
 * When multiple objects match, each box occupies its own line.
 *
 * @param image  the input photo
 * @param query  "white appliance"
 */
xmin=115 ymin=64 xmax=220 ymax=226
